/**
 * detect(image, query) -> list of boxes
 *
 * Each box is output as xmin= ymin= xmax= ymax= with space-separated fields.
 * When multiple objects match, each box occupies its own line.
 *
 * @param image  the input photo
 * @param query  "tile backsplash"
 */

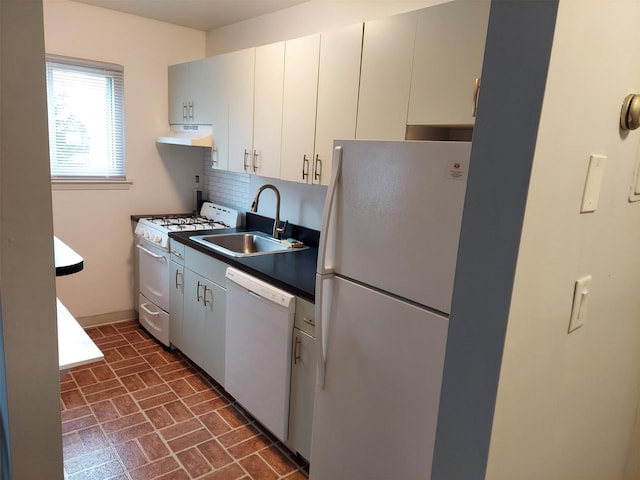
xmin=201 ymin=152 xmax=251 ymax=212
xmin=201 ymin=149 xmax=327 ymax=230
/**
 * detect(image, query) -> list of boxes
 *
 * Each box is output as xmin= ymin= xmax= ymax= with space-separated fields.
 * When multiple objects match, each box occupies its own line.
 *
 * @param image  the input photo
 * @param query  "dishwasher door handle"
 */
xmin=247 ymin=290 xmax=262 ymax=300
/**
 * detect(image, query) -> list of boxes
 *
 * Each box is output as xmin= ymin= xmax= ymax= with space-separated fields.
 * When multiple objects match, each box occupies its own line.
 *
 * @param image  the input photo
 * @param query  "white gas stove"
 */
xmin=135 ymin=202 xmax=241 ymax=251
xmin=134 ymin=202 xmax=240 ymax=347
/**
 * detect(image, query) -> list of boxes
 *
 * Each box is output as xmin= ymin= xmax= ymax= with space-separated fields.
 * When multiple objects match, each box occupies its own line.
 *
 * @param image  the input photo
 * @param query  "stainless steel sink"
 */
xmin=190 ymin=231 xmax=307 ymax=258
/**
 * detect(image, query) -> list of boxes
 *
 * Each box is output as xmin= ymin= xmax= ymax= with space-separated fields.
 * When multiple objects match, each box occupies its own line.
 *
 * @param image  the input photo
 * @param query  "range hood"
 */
xmin=157 ymin=124 xmax=212 ymax=147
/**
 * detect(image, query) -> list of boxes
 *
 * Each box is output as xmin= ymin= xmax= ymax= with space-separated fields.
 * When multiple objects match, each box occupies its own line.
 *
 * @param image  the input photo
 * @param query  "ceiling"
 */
xmin=71 ymin=0 xmax=310 ymax=31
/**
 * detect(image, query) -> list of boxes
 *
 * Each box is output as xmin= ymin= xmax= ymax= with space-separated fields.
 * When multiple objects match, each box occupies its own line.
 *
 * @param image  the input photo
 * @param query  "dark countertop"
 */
xmin=54 ymin=237 xmax=84 ymax=276
xmin=169 ymin=213 xmax=319 ymax=302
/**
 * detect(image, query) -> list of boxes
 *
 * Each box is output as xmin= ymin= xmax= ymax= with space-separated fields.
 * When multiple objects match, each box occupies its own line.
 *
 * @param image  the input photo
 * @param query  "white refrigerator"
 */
xmin=310 ymin=140 xmax=471 ymax=479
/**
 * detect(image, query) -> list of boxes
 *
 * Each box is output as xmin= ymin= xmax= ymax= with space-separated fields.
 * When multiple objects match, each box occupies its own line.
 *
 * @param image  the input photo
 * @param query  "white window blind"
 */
xmin=45 ymin=55 xmax=125 ymax=181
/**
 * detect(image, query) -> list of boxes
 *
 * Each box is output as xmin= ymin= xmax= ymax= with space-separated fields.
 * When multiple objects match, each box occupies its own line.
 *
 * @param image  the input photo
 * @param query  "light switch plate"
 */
xmin=581 ymin=154 xmax=607 ymax=213
xmin=568 ymin=275 xmax=592 ymax=333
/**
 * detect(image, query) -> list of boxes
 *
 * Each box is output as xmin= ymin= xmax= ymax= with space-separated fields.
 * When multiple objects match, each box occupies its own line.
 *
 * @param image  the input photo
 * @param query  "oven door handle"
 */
xmin=136 ymin=244 xmax=166 ymax=260
xmin=140 ymin=303 xmax=161 ymax=316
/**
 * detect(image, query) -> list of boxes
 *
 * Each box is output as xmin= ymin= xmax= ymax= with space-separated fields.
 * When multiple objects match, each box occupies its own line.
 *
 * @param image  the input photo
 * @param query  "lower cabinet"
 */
xmin=287 ymin=297 xmax=317 ymax=461
xmin=169 ymin=260 xmax=184 ymax=351
xmin=172 ymin=245 xmax=228 ymax=387
xmin=287 ymin=327 xmax=316 ymax=461
xmin=183 ymin=269 xmax=226 ymax=385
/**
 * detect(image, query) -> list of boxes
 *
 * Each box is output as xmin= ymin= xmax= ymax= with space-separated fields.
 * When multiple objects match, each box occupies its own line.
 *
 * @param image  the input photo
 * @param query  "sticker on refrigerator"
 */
xmin=446 ymin=162 xmax=466 ymax=181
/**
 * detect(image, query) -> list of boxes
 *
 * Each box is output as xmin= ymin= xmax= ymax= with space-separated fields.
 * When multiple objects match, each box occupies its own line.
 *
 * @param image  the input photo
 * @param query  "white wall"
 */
xmin=43 ymin=0 xmax=205 ymax=319
xmin=1 ymin=0 xmax=64 ymax=477
xmin=486 ymin=1 xmax=640 ymax=478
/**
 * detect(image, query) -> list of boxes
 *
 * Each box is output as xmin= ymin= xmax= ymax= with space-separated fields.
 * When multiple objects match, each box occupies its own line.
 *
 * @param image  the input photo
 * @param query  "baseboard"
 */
xmin=76 ymin=309 xmax=138 ymax=328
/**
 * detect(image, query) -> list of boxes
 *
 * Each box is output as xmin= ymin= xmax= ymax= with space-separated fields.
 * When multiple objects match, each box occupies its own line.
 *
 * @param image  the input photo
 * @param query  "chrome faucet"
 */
xmin=250 ymin=184 xmax=288 ymax=240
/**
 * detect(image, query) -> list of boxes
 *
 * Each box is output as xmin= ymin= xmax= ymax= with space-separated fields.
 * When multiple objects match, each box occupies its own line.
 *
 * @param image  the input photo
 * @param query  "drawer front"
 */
xmin=169 ymin=240 xmax=185 ymax=265
xmin=185 ymin=246 xmax=227 ymax=286
xmin=295 ymin=296 xmax=315 ymax=337
xmin=138 ymin=293 xmax=170 ymax=347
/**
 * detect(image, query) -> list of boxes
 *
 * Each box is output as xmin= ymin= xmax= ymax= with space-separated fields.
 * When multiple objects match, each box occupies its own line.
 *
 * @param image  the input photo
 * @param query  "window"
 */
xmin=45 ymin=55 xmax=125 ymax=182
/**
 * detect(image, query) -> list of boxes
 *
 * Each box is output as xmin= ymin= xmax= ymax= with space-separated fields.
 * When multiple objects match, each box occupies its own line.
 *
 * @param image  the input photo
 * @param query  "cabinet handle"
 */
xmin=243 ymin=149 xmax=250 ymax=172
xmin=293 ymin=335 xmax=301 ymax=365
xmin=170 ymin=250 xmax=183 ymax=259
xmin=188 ymin=101 xmax=194 ymax=120
xmin=203 ymin=284 xmax=211 ymax=306
xmin=303 ymin=316 xmax=315 ymax=327
xmin=302 ymin=155 xmax=309 ymax=180
xmin=175 ymin=269 xmax=182 ymax=288
xmin=472 ymin=77 xmax=480 ymax=117
xmin=313 ymin=154 xmax=322 ymax=182
xmin=197 ymin=281 xmax=203 ymax=302
xmin=182 ymin=102 xmax=187 ymax=120
xmin=253 ymin=150 xmax=259 ymax=173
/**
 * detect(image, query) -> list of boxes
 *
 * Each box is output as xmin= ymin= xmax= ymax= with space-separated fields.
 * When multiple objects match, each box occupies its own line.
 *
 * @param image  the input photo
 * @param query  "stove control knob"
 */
xmin=155 ymin=235 xmax=162 ymax=244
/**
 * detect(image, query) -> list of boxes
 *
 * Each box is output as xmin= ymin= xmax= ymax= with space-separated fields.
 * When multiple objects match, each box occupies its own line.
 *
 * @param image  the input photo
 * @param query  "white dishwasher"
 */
xmin=225 ymin=267 xmax=296 ymax=442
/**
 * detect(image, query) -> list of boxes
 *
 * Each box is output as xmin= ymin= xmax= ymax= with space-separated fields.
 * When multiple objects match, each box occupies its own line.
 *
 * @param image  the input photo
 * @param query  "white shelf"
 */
xmin=57 ymin=299 xmax=103 ymax=375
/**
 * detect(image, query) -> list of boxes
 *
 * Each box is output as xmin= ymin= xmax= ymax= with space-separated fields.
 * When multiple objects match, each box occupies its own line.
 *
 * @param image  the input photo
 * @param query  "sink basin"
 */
xmin=190 ymin=231 xmax=307 ymax=258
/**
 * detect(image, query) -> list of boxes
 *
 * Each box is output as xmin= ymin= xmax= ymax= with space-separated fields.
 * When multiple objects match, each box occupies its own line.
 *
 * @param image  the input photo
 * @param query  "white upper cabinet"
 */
xmin=313 ymin=23 xmax=363 ymax=185
xmin=252 ymin=42 xmax=285 ymax=179
xmin=281 ymin=24 xmax=363 ymax=185
xmin=408 ymin=0 xmax=490 ymax=126
xmin=280 ymin=34 xmax=321 ymax=184
xmin=209 ymin=54 xmax=229 ymax=170
xmin=226 ymin=43 xmax=285 ymax=178
xmin=356 ymin=11 xmax=418 ymax=141
xmin=168 ymin=3 xmax=490 ymax=177
xmin=168 ymin=57 xmax=215 ymax=124
xmin=226 ymin=47 xmax=256 ymax=173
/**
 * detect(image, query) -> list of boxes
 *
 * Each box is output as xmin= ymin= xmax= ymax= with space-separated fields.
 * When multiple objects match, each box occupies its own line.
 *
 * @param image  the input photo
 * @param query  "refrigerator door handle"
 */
xmin=317 ymin=145 xmax=342 ymax=275
xmin=315 ymin=272 xmax=332 ymax=389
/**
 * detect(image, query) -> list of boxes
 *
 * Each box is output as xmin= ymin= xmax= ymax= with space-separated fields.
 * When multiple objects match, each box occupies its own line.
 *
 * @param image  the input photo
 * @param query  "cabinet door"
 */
xmin=200 ymin=280 xmax=226 ymax=386
xmin=280 ymin=34 xmax=321 ymax=184
xmin=189 ymin=57 xmax=215 ymax=124
xmin=227 ymin=48 xmax=256 ymax=173
xmin=408 ymin=1 xmax=490 ymax=125
xmin=288 ymin=328 xmax=316 ymax=461
xmin=313 ymin=23 xmax=363 ymax=185
xmin=252 ymin=42 xmax=285 ymax=179
xmin=183 ymin=269 xmax=206 ymax=368
xmin=168 ymin=58 xmax=215 ymax=124
xmin=210 ymin=54 xmax=229 ymax=170
xmin=168 ymin=62 xmax=191 ymax=124
xmin=169 ymin=261 xmax=184 ymax=351
xmin=356 ymin=10 xmax=418 ymax=140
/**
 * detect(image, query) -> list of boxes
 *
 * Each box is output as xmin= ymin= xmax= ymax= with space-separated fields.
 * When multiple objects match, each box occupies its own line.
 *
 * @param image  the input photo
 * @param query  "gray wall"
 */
xmin=0 ymin=0 xmax=64 ymax=477
xmin=431 ymin=1 xmax=559 ymax=478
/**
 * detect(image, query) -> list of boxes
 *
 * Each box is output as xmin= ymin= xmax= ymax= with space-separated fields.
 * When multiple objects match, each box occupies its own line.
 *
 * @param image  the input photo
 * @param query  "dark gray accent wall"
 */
xmin=0 ymin=303 xmax=10 ymax=479
xmin=431 ymin=1 xmax=559 ymax=479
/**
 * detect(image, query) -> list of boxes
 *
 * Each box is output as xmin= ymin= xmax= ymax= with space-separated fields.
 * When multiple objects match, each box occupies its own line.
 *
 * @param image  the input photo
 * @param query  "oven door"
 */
xmin=137 ymin=239 xmax=170 ymax=312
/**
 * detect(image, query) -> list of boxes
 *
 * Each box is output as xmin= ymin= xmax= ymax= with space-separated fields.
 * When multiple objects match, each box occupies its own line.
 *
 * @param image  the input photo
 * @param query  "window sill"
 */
xmin=52 ymin=180 xmax=132 ymax=191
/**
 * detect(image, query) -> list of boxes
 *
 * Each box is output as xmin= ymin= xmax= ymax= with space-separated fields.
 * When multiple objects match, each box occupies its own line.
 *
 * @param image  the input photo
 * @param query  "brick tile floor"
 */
xmin=61 ymin=320 xmax=309 ymax=480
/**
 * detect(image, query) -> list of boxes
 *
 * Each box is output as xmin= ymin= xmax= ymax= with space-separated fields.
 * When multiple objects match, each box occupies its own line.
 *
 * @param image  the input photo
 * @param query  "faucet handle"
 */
xmin=276 ymin=220 xmax=288 ymax=239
